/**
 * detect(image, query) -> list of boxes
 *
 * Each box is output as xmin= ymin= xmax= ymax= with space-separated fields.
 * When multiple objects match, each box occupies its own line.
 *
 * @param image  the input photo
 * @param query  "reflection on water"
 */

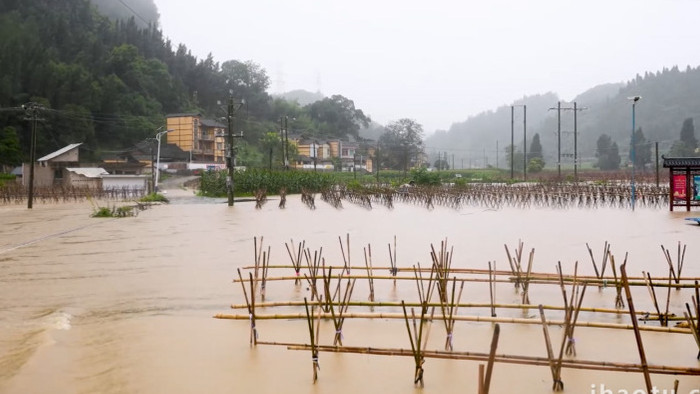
xmin=1 ymin=188 xmax=699 ymax=393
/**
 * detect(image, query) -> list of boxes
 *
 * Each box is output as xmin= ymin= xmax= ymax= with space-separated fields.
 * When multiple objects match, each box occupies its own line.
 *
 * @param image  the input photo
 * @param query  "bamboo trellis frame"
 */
xmin=219 ymin=236 xmax=700 ymax=390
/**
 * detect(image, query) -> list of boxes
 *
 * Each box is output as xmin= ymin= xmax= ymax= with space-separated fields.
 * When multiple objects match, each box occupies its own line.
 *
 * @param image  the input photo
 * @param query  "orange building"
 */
xmin=166 ymin=114 xmax=227 ymax=163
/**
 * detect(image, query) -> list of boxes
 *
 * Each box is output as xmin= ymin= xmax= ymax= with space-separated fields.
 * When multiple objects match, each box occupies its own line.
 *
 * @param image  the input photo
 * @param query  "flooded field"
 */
xmin=1 ymin=184 xmax=699 ymax=394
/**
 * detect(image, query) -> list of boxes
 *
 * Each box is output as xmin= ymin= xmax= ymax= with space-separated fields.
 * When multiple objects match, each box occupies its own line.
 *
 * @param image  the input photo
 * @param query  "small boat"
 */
xmin=685 ymin=217 xmax=700 ymax=225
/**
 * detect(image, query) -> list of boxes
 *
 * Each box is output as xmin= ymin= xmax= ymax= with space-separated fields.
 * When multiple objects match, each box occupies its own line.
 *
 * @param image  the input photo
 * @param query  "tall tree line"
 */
xmin=0 ymin=0 xmax=374 ymax=168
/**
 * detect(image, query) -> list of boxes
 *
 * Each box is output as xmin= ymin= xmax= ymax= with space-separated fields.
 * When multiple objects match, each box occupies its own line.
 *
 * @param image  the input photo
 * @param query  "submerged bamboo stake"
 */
xmin=586 ymin=241 xmax=610 ymax=281
xmin=481 ymin=324 xmax=500 ymax=394
xmin=388 ymin=236 xmax=398 ymax=284
xmin=285 ymin=239 xmax=305 ymax=285
xmin=364 ymin=244 xmax=375 ymax=302
xmin=610 ymin=252 xmax=625 ymax=309
xmin=539 ymin=305 xmax=564 ymax=391
xmin=488 ymin=261 xmax=497 ymax=317
xmin=236 ymin=268 xmax=258 ymax=346
xmin=402 ymin=300 xmax=428 ymax=387
xmin=303 ymin=298 xmax=321 ymax=382
xmin=441 ymin=276 xmax=464 ymax=351
xmin=521 ymin=248 xmax=535 ymax=305
xmin=338 ymin=234 xmax=350 ymax=275
xmin=621 ymin=262 xmax=653 ymax=393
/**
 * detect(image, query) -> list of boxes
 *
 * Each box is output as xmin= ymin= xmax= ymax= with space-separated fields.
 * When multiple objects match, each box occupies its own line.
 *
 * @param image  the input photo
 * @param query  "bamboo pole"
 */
xmin=231 ymin=272 xmax=700 ymax=289
xmin=263 ymin=342 xmax=700 ymax=376
xmin=482 ymin=324 xmax=500 ymax=394
xmin=285 ymin=239 xmax=304 ymax=285
xmin=214 ymin=312 xmax=693 ymax=334
xmin=621 ymin=262 xmax=653 ymax=393
xmin=229 ymin=300 xmax=667 ymax=318
xmin=539 ymin=305 xmax=564 ymax=391
xmin=241 ymin=263 xmax=700 ymax=283
xmin=488 ymin=261 xmax=497 ymax=317
xmin=303 ymin=298 xmax=320 ymax=383
xmin=364 ymin=244 xmax=375 ymax=302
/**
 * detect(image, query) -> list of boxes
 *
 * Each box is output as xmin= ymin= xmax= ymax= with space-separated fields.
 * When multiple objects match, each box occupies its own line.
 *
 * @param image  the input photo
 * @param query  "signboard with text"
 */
xmin=673 ymin=174 xmax=686 ymax=201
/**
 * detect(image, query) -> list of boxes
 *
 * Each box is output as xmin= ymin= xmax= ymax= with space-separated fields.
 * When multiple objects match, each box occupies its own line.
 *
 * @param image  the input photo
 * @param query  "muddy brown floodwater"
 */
xmin=1 ymin=184 xmax=699 ymax=394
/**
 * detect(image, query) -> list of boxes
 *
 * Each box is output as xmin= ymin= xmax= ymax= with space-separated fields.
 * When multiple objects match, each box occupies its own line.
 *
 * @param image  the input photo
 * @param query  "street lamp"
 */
xmin=155 ymin=128 xmax=174 ymax=192
xmin=628 ymin=96 xmax=641 ymax=210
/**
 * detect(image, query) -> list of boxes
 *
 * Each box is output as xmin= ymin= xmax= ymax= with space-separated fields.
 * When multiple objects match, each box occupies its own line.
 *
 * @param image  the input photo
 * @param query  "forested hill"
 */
xmin=425 ymin=66 xmax=700 ymax=167
xmin=0 ymin=0 xmax=370 ymax=165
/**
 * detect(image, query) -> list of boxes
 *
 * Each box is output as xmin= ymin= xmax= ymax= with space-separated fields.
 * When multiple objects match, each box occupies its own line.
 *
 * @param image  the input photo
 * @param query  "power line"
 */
xmin=116 ymin=0 xmax=151 ymax=27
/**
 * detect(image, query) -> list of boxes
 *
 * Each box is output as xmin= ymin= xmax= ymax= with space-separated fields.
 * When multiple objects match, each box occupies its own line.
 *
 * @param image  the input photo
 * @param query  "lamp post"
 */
xmin=628 ymin=96 xmax=641 ymax=211
xmin=155 ymin=128 xmax=174 ymax=192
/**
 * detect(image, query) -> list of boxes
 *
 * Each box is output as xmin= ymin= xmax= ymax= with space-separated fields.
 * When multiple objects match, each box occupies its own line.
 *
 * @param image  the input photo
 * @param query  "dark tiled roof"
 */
xmin=167 ymin=113 xmax=201 ymax=118
xmin=200 ymin=118 xmax=226 ymax=128
xmin=662 ymin=156 xmax=700 ymax=168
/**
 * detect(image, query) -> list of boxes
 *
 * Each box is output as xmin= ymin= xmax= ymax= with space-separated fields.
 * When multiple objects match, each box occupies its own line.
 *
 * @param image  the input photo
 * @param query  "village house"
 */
xmin=166 ymin=113 xmax=227 ymax=164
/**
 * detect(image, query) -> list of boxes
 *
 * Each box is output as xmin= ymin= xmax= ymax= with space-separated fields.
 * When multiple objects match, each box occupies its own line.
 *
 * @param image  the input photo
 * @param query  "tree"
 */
xmin=505 ymin=145 xmax=524 ymax=172
xmin=0 ymin=126 xmax=22 ymax=172
xmin=528 ymin=133 xmax=543 ymax=161
xmin=306 ymin=95 xmax=370 ymax=140
xmin=378 ymin=119 xmax=424 ymax=173
xmin=595 ymin=134 xmax=621 ymax=170
xmin=669 ymin=117 xmax=698 ymax=157
xmin=260 ymin=132 xmax=280 ymax=170
xmin=434 ymin=157 xmax=449 ymax=170
xmin=528 ymin=157 xmax=545 ymax=173
xmin=630 ymin=127 xmax=652 ymax=169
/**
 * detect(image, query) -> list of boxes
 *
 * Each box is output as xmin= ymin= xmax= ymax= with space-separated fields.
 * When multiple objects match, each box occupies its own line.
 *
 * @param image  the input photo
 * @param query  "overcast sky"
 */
xmin=155 ymin=0 xmax=700 ymax=134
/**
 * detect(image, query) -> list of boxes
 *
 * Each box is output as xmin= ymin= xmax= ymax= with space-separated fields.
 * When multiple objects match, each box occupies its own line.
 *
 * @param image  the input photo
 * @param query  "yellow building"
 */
xmin=290 ymin=138 xmax=375 ymax=172
xmin=166 ymin=113 xmax=227 ymax=163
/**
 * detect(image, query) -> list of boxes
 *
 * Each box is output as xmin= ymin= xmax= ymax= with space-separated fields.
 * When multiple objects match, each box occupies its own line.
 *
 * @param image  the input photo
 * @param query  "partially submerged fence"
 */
xmin=217 ymin=236 xmax=699 ymax=392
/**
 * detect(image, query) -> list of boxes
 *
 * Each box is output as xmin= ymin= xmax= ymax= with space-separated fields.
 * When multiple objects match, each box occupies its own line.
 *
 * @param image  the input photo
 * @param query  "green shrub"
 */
xmin=92 ymin=207 xmax=114 ymax=217
xmin=140 ymin=193 xmax=170 ymax=203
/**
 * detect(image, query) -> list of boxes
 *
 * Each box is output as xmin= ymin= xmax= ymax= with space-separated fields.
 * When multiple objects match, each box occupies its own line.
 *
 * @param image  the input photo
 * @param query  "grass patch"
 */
xmin=140 ymin=193 xmax=170 ymax=203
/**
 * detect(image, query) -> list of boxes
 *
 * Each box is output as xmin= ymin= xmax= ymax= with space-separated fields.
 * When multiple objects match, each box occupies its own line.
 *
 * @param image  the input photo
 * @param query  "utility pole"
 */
xmin=227 ymin=97 xmax=235 ymax=206
xmin=549 ymin=101 xmax=587 ymax=181
xmin=284 ymin=116 xmax=289 ymax=170
xmin=226 ymin=96 xmax=244 ymax=206
xmin=510 ymin=106 xmax=514 ymax=179
xmin=496 ymin=140 xmax=499 ymax=169
xmin=574 ymin=102 xmax=578 ymax=182
xmin=451 ymin=154 xmax=454 ymax=171
xmin=557 ymin=101 xmax=561 ymax=178
xmin=23 ymin=103 xmax=42 ymax=209
xmin=150 ymin=144 xmax=155 ymax=193
xmin=523 ymin=105 xmax=527 ymax=181
xmin=353 ymin=153 xmax=357 ymax=179
xmin=375 ymin=142 xmax=380 ymax=183
xmin=655 ymin=141 xmax=659 ymax=187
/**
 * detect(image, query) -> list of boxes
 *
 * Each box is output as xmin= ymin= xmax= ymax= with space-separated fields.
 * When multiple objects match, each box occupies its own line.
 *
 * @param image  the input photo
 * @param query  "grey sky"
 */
xmin=155 ymin=0 xmax=700 ymax=134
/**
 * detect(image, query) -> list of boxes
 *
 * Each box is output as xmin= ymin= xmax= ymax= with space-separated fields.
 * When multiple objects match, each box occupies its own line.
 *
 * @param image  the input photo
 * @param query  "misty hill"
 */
xmin=276 ymin=90 xmax=325 ymax=106
xmin=91 ymin=0 xmax=160 ymax=29
xmin=425 ymin=67 xmax=700 ymax=168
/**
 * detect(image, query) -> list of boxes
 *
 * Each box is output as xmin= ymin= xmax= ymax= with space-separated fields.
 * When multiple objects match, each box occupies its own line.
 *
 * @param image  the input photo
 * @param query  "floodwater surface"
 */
xmin=1 ymin=185 xmax=699 ymax=394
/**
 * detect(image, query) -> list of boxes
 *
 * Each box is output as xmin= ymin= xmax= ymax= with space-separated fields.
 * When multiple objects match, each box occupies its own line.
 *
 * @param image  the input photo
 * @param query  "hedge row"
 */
xmin=199 ymin=169 xmax=337 ymax=197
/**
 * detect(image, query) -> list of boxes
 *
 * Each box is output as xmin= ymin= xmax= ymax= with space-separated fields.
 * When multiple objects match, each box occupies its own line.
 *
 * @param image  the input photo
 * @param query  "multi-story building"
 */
xmin=291 ymin=138 xmax=375 ymax=172
xmin=166 ymin=113 xmax=227 ymax=163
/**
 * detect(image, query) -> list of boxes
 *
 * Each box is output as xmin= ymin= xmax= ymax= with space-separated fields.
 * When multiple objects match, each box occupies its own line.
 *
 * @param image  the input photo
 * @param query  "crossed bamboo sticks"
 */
xmin=223 ymin=235 xmax=700 ymax=390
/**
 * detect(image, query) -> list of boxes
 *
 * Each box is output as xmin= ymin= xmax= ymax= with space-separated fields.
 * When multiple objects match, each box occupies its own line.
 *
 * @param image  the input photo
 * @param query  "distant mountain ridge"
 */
xmin=425 ymin=66 xmax=700 ymax=167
